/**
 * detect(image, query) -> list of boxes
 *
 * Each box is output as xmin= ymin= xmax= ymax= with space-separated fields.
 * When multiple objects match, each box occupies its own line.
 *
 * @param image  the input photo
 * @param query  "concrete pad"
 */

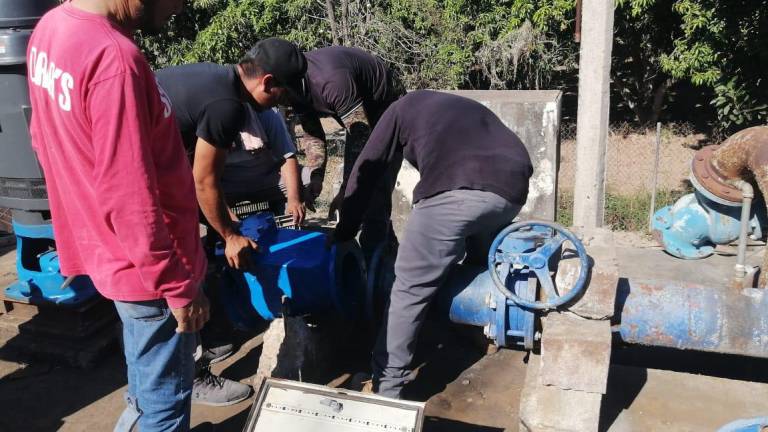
xmin=520 ymin=354 xmax=603 ymax=432
xmin=253 ymin=317 xmax=311 ymax=387
xmin=603 ymin=365 xmax=768 ymax=432
xmin=616 ymin=243 xmax=764 ymax=288
xmin=540 ymin=314 xmax=612 ymax=394
xmin=422 ymin=348 xmax=528 ymax=432
xmin=556 ymin=227 xmax=619 ymax=319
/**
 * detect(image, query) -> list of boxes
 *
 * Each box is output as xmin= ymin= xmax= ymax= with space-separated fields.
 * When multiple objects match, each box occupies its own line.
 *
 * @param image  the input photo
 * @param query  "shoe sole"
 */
xmin=192 ymin=390 xmax=253 ymax=407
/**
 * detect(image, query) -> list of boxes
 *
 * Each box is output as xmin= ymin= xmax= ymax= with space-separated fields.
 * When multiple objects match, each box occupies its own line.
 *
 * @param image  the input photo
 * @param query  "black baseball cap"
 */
xmin=242 ymin=38 xmax=308 ymax=101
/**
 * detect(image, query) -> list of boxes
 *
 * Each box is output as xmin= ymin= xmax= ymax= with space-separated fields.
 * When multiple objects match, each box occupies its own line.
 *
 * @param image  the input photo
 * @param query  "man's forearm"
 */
xmin=196 ymin=181 xmax=237 ymax=240
xmin=281 ymin=156 xmax=302 ymax=203
xmin=299 ymin=114 xmax=328 ymax=172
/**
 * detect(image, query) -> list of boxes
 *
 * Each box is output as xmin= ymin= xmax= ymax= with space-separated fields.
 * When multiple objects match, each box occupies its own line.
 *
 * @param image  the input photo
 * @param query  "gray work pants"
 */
xmin=372 ymin=189 xmax=521 ymax=398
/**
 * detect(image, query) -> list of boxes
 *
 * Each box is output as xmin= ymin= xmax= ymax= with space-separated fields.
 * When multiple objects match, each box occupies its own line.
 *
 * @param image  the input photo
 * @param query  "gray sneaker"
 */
xmin=192 ymin=369 xmax=253 ymax=406
xmin=199 ymin=342 xmax=234 ymax=366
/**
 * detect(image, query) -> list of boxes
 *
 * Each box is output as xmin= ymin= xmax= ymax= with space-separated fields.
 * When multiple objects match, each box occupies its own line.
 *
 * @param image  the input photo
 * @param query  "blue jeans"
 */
xmin=113 ymin=299 xmax=197 ymax=432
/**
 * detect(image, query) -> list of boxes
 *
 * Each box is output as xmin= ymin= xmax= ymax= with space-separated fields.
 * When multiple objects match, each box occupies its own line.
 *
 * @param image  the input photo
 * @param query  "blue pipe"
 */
xmin=616 ymin=278 xmax=768 ymax=358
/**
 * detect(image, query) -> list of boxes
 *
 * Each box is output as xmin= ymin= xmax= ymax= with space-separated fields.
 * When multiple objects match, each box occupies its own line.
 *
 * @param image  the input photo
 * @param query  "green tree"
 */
xmin=661 ymin=0 xmax=768 ymax=132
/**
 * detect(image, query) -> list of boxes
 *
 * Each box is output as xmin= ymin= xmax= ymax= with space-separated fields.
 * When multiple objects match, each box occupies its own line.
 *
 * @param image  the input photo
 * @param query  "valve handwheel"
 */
xmin=488 ymin=221 xmax=589 ymax=310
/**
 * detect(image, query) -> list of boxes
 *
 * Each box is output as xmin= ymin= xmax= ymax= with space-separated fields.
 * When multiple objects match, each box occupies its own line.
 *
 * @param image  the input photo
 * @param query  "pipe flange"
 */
xmin=691 ymin=146 xmax=744 ymax=204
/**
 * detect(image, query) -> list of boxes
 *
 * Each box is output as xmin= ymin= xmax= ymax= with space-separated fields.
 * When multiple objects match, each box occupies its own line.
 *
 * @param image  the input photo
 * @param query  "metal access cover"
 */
xmin=243 ymin=379 xmax=425 ymax=432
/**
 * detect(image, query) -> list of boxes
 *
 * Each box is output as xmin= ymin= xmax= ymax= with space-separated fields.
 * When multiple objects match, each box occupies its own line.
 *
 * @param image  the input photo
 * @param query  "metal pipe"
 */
xmin=710 ymin=126 xmax=768 ymax=287
xmin=727 ymin=179 xmax=754 ymax=289
xmin=648 ymin=122 xmax=662 ymax=232
xmin=616 ymin=278 xmax=768 ymax=359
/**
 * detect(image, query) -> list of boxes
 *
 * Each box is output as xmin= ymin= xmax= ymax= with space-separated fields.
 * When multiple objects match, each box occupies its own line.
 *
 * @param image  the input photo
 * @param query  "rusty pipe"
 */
xmin=710 ymin=126 xmax=768 ymax=287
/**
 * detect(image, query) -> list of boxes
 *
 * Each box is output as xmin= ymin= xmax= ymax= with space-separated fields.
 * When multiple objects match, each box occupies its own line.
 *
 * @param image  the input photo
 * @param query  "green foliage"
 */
xmin=711 ymin=77 xmax=768 ymax=132
xmin=139 ymin=0 xmax=325 ymax=68
xmin=660 ymin=0 xmax=768 ymax=132
xmin=137 ymin=0 xmax=768 ymax=133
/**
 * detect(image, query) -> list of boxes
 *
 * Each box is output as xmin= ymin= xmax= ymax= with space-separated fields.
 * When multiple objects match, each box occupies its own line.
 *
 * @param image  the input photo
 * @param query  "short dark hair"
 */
xmin=237 ymin=58 xmax=266 ymax=79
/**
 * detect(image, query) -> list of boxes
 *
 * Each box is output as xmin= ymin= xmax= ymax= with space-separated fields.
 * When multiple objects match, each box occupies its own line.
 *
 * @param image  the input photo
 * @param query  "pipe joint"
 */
xmin=727 ymin=179 xmax=754 ymax=199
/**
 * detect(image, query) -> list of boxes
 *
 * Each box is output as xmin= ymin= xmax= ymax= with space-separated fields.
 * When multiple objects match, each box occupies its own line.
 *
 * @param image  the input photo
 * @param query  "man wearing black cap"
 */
xmin=155 ymin=37 xmax=308 ymax=407
xmin=156 ymin=37 xmax=308 ymax=271
xmin=288 ymin=46 xmax=406 ymax=257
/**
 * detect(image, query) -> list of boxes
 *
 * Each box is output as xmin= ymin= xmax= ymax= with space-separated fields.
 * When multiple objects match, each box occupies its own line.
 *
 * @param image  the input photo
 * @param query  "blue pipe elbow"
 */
xmin=653 ymin=191 xmax=762 ymax=259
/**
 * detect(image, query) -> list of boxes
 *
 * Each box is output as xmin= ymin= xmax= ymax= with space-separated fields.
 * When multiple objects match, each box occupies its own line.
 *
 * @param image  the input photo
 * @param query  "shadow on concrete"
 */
xmin=191 ymin=406 xmax=251 ymax=432
xmin=0 ymin=349 xmax=126 ymax=431
xmin=611 ymin=342 xmax=768 ymax=384
xmin=405 ymin=321 xmax=488 ymax=402
xmin=423 ymin=416 xmax=504 ymax=431
xmin=599 ymin=363 xmax=648 ymax=431
xmin=219 ymin=329 xmax=266 ymax=382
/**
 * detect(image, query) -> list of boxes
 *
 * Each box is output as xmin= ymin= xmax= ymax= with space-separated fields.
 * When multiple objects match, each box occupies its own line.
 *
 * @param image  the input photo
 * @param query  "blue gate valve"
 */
xmin=369 ymin=220 xmax=591 ymax=349
xmin=488 ymin=221 xmax=589 ymax=310
xmin=215 ymin=213 xmax=366 ymax=329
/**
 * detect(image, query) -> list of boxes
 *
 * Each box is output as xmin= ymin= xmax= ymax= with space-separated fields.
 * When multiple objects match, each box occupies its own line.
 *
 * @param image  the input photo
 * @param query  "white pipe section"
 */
xmin=727 ymin=179 xmax=754 ymax=288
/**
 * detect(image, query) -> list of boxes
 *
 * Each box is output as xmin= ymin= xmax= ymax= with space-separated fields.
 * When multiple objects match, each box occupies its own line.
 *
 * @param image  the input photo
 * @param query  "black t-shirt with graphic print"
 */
xmin=156 ymin=63 xmax=246 ymax=152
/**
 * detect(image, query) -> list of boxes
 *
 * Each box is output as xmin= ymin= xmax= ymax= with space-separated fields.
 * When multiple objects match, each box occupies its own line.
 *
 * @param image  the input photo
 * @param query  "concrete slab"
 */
xmin=556 ymin=227 xmax=619 ymax=319
xmin=616 ymin=242 xmax=765 ymax=288
xmin=604 ymin=365 xmax=768 ymax=432
xmin=540 ymin=314 xmax=611 ymax=394
xmin=520 ymin=354 xmax=603 ymax=432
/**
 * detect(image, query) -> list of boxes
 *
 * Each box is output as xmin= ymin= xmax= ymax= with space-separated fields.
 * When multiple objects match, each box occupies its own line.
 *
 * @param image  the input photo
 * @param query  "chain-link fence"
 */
xmin=557 ymin=123 xmax=703 ymax=230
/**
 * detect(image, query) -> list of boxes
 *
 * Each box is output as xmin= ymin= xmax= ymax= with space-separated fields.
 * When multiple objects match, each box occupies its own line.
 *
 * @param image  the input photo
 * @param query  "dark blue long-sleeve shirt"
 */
xmin=336 ymin=90 xmax=533 ymax=241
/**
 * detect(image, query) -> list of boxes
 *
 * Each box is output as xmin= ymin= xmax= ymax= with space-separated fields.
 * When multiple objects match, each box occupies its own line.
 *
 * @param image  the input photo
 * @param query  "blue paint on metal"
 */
xmin=3 ymin=220 xmax=97 ymax=305
xmin=267 ymin=232 xmax=324 ymax=253
xmin=617 ymin=278 xmax=768 ymax=358
xmin=653 ymin=190 xmax=765 ymax=259
xmin=218 ymin=213 xmax=364 ymax=329
xmin=437 ymin=263 xmax=536 ymax=348
xmin=435 ymin=221 xmax=589 ymax=348
xmin=717 ymin=417 xmax=768 ymax=432
xmin=488 ymin=221 xmax=589 ymax=310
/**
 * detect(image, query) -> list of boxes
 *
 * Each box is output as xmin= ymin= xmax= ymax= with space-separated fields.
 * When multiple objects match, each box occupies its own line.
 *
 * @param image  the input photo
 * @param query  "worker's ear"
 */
xmin=261 ymin=73 xmax=277 ymax=93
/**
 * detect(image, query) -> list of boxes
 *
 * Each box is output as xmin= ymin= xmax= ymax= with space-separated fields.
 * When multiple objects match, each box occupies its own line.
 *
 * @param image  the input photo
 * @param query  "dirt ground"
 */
xmin=2 ymin=239 xmax=768 ymax=431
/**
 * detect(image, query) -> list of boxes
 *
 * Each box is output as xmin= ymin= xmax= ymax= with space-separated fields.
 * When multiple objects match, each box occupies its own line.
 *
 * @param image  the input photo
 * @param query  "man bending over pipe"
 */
xmin=155 ymin=38 xmax=307 ymax=406
xmin=156 ymin=38 xmax=308 ymax=272
xmin=329 ymin=90 xmax=533 ymax=399
xmin=288 ymin=46 xmax=405 ymax=257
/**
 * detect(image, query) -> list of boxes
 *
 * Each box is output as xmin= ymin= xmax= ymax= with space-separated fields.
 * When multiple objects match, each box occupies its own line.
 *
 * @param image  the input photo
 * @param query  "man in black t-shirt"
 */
xmin=288 ymin=46 xmax=405 ymax=257
xmin=329 ymin=91 xmax=533 ymax=399
xmin=155 ymin=39 xmax=309 ymax=407
xmin=156 ymin=38 xmax=308 ymax=271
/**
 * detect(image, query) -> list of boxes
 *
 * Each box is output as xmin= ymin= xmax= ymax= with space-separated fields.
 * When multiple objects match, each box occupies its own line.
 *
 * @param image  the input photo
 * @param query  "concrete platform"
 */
xmin=2 ymin=241 xmax=768 ymax=431
xmin=614 ymin=233 xmax=765 ymax=287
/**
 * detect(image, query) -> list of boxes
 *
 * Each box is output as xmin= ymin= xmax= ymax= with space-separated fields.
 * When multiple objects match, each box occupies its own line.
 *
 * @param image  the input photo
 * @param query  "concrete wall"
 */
xmin=391 ymin=90 xmax=562 ymax=237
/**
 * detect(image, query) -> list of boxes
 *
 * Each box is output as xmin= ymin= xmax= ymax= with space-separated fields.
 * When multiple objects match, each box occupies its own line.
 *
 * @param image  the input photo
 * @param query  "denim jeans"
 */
xmin=113 ymin=299 xmax=197 ymax=432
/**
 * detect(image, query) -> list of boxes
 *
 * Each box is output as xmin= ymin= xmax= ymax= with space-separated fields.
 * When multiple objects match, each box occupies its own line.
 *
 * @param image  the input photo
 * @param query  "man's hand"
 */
xmin=328 ymin=190 xmax=344 ymax=222
xmin=286 ymin=198 xmax=306 ymax=225
xmin=224 ymin=233 xmax=258 ymax=270
xmin=171 ymin=290 xmax=210 ymax=333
